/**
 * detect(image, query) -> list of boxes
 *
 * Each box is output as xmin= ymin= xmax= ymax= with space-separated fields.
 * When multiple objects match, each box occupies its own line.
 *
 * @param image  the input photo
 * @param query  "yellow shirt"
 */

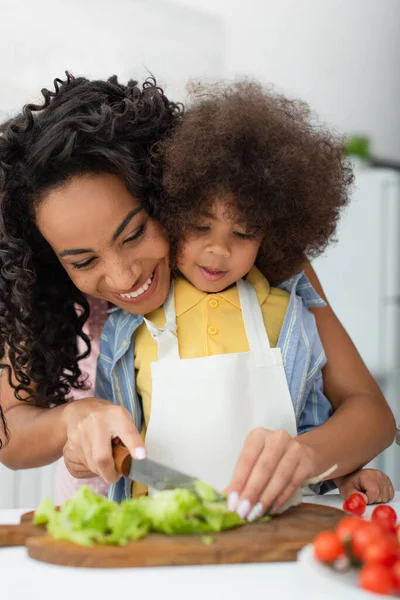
xmin=134 ymin=266 xmax=290 ymax=433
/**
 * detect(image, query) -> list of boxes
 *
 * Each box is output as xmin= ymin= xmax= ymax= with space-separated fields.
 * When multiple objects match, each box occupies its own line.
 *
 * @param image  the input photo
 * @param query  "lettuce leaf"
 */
xmin=34 ymin=483 xmax=268 ymax=547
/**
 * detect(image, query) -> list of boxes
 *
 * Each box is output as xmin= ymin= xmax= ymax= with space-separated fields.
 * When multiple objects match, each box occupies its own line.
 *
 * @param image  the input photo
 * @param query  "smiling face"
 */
xmin=177 ymin=198 xmax=263 ymax=292
xmin=35 ymin=173 xmax=171 ymax=315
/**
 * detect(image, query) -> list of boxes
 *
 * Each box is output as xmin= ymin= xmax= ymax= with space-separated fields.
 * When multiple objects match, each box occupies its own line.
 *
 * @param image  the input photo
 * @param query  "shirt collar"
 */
xmin=174 ymin=266 xmax=271 ymax=317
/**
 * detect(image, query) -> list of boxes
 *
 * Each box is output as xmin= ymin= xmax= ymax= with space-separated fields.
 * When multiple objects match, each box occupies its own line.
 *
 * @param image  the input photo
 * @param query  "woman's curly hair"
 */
xmin=159 ymin=81 xmax=354 ymax=281
xmin=0 ymin=72 xmax=182 ymax=445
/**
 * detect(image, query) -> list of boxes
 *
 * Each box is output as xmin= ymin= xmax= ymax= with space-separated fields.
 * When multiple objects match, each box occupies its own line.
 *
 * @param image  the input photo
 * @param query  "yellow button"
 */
xmin=209 ymin=298 xmax=219 ymax=309
xmin=208 ymin=326 xmax=218 ymax=336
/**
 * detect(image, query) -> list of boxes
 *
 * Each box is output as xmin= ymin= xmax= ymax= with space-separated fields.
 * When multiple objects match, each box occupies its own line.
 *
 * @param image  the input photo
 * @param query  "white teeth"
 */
xmin=120 ymin=274 xmax=153 ymax=299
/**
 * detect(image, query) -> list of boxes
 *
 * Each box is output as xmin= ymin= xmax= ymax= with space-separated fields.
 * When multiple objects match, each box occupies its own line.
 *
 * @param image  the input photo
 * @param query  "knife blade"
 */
xmin=112 ymin=444 xmax=204 ymax=492
xmin=112 ymin=445 xmax=337 ymax=495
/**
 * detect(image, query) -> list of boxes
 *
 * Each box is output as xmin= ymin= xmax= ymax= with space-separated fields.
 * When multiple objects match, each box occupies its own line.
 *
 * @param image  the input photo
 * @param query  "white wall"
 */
xmin=2 ymin=0 xmax=398 ymax=157
xmin=0 ymin=0 xmax=225 ymax=115
xmin=174 ymin=0 xmax=400 ymax=161
xmin=0 ymin=0 xmax=225 ymax=508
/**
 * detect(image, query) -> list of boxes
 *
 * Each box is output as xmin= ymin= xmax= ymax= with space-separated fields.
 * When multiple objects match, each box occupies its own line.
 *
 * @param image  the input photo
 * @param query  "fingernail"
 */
xmin=134 ymin=447 xmax=146 ymax=460
xmin=247 ymin=502 xmax=264 ymax=523
xmin=227 ymin=491 xmax=239 ymax=512
xmin=237 ymin=499 xmax=251 ymax=519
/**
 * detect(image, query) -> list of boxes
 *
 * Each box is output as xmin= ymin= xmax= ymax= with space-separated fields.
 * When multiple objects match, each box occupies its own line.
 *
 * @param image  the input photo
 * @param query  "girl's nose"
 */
xmin=206 ymin=238 xmax=231 ymax=258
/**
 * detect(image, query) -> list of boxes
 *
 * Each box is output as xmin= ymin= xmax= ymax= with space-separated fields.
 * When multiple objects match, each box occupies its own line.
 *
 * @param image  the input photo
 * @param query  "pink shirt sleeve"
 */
xmin=54 ymin=297 xmax=110 ymax=502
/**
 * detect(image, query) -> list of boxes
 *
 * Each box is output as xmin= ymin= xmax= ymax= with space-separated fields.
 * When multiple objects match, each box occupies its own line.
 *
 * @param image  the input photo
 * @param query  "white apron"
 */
xmin=144 ymin=278 xmax=302 ymax=508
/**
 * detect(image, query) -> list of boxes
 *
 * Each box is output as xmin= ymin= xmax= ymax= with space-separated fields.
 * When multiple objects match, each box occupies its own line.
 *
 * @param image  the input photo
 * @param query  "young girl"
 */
xmin=95 ymin=81 xmax=395 ymax=517
xmin=0 ymin=74 xmax=394 ymax=514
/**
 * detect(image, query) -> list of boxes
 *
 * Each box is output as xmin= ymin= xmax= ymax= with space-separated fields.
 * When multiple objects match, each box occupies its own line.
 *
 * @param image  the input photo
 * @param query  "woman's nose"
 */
xmin=104 ymin=261 xmax=141 ymax=292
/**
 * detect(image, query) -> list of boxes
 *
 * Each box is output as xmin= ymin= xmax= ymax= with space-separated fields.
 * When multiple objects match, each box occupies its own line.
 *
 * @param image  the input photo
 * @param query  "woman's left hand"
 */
xmin=225 ymin=427 xmax=317 ymax=521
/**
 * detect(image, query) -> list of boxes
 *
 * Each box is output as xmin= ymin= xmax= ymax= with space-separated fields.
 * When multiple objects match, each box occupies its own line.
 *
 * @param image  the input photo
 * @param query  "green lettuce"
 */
xmin=34 ymin=483 xmax=268 ymax=547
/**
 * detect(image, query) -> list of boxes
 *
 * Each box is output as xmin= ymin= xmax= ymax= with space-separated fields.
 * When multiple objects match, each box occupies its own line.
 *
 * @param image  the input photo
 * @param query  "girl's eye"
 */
xmin=234 ymin=231 xmax=256 ymax=240
xmin=72 ymin=257 xmax=96 ymax=270
xmin=124 ymin=224 xmax=146 ymax=244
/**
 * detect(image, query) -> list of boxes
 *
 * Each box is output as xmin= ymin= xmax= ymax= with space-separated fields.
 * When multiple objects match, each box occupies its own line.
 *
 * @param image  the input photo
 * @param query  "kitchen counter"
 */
xmin=2 ymin=493 xmax=398 ymax=600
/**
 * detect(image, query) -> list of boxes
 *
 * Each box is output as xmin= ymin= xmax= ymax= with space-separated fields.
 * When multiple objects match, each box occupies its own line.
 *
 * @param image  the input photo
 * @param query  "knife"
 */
xmin=112 ymin=444 xmax=209 ymax=492
xmin=113 ymin=445 xmax=337 ymax=493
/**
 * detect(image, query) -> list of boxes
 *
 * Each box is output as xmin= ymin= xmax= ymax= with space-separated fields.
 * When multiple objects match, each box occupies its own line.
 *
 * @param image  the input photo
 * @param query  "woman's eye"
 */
xmin=124 ymin=224 xmax=146 ymax=244
xmin=72 ymin=257 xmax=96 ymax=270
xmin=192 ymin=224 xmax=210 ymax=233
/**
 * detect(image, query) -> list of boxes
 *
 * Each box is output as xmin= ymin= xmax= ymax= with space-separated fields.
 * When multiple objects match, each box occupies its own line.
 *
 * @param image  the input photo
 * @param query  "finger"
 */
xmin=364 ymin=480 xmax=381 ymax=504
xmin=226 ymin=428 xmax=267 ymax=511
xmin=88 ymin=428 xmax=121 ymax=484
xmin=357 ymin=490 xmax=369 ymax=504
xmin=379 ymin=483 xmax=393 ymax=504
xmin=111 ymin=410 xmax=146 ymax=459
xmin=338 ymin=481 xmax=352 ymax=499
xmin=268 ymin=463 xmax=306 ymax=515
xmin=63 ymin=447 xmax=97 ymax=479
xmin=73 ymin=407 xmax=145 ymax=483
xmin=246 ymin=442 xmax=301 ymax=519
xmin=380 ymin=485 xmax=389 ymax=504
xmin=388 ymin=481 xmax=395 ymax=502
xmin=78 ymin=428 xmax=99 ymax=473
xmin=66 ymin=463 xmax=98 ymax=479
xmin=238 ymin=437 xmax=300 ymax=516
xmin=236 ymin=433 xmax=293 ymax=517
xmin=341 ymin=482 xmax=368 ymax=504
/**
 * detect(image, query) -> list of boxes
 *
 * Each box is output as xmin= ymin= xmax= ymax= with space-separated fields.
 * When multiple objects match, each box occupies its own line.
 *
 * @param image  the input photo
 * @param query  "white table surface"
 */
xmin=1 ymin=493 xmax=399 ymax=600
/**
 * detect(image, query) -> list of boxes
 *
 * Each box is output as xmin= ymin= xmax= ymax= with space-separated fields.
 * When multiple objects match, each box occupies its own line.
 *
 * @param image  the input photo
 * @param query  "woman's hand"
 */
xmin=225 ymin=428 xmax=317 ymax=521
xmin=62 ymin=397 xmax=145 ymax=484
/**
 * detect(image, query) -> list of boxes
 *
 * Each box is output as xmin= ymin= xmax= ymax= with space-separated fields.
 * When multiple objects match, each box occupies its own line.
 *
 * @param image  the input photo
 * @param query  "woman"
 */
xmin=0 ymin=73 xmax=395 ymax=509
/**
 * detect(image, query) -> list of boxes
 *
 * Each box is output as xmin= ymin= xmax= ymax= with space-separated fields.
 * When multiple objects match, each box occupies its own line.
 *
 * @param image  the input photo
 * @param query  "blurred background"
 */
xmin=0 ymin=0 xmax=400 ymax=507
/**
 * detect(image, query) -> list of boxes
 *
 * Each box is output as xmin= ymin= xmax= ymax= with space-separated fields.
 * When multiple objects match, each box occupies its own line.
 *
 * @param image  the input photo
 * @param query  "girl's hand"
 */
xmin=225 ymin=428 xmax=317 ymax=521
xmin=62 ymin=397 xmax=145 ymax=484
xmin=335 ymin=468 xmax=395 ymax=505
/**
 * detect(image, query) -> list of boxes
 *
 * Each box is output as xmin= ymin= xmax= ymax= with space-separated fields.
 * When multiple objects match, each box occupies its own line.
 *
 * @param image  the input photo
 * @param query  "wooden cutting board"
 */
xmin=0 ymin=503 xmax=345 ymax=568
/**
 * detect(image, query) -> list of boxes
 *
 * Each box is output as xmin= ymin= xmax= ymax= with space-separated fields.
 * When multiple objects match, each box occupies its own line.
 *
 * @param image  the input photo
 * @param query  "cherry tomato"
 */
xmin=372 ymin=505 xmax=397 ymax=534
xmin=359 ymin=564 xmax=394 ymax=595
xmin=343 ymin=492 xmax=367 ymax=517
xmin=313 ymin=531 xmax=344 ymax=563
xmin=336 ymin=516 xmax=363 ymax=542
xmin=351 ymin=521 xmax=384 ymax=561
xmin=391 ymin=559 xmax=400 ymax=592
xmin=363 ymin=538 xmax=398 ymax=567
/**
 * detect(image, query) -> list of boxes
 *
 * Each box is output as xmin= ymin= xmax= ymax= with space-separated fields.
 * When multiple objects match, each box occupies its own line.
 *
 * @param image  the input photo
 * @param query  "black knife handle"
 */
xmin=112 ymin=443 xmax=131 ymax=477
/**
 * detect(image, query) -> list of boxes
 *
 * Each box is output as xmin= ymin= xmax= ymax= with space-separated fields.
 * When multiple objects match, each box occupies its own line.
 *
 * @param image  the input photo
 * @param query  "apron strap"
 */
xmin=144 ymin=282 xmax=180 ymax=361
xmin=236 ymin=278 xmax=276 ymax=367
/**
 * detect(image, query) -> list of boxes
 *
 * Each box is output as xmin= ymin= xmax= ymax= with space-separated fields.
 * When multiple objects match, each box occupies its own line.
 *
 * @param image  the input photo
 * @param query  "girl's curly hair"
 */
xmin=0 ymin=72 xmax=183 ymax=445
xmin=159 ymin=81 xmax=354 ymax=281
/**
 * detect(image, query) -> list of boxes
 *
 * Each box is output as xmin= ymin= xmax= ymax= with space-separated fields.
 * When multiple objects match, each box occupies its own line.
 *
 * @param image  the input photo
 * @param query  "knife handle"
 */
xmin=112 ymin=443 xmax=132 ymax=477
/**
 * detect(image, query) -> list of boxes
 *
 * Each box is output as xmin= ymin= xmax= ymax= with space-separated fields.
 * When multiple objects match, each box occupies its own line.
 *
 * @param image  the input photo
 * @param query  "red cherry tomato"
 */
xmin=343 ymin=492 xmax=367 ymax=517
xmin=391 ymin=559 xmax=400 ymax=592
xmin=396 ymin=524 xmax=400 ymax=544
xmin=351 ymin=521 xmax=384 ymax=561
xmin=336 ymin=516 xmax=363 ymax=542
xmin=372 ymin=505 xmax=397 ymax=534
xmin=359 ymin=564 xmax=394 ymax=595
xmin=363 ymin=538 xmax=398 ymax=567
xmin=313 ymin=531 xmax=344 ymax=563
